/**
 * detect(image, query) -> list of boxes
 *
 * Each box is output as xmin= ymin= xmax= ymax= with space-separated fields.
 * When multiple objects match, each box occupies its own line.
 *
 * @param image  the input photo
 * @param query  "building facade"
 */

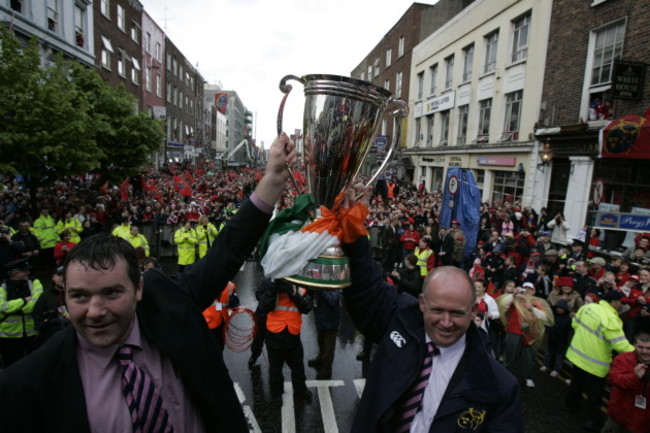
xmin=94 ymin=0 xmax=143 ymax=109
xmin=351 ymin=0 xmax=474 ymax=180
xmin=141 ymin=10 xmax=165 ymax=166
xmin=1 ymin=0 xmax=95 ymax=67
xmin=536 ymin=0 xmax=650 ymax=249
xmin=407 ymin=0 xmax=552 ymax=205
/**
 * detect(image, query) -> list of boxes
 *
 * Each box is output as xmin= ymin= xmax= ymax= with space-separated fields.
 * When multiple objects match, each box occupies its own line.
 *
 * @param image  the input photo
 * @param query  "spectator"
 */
xmin=11 ymin=220 xmax=40 ymax=263
xmin=602 ymin=331 xmax=650 ymax=433
xmin=55 ymin=210 xmax=82 ymax=244
xmin=32 ymin=265 xmax=69 ymax=345
xmin=539 ymin=298 xmax=572 ymax=378
xmin=399 ymin=223 xmax=420 ymax=260
xmin=547 ymin=212 xmax=571 ymax=249
xmin=53 ymin=230 xmax=76 ymax=265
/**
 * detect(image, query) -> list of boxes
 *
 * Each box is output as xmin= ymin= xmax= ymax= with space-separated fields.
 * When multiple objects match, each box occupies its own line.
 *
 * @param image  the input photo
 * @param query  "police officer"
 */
xmin=174 ymin=220 xmax=198 ymax=272
xmin=0 ymin=259 xmax=43 ymax=366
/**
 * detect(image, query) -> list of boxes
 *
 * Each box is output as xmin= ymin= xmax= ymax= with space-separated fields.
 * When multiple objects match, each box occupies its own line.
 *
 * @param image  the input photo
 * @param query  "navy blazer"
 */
xmin=343 ymin=237 xmax=524 ymax=433
xmin=0 ymin=199 xmax=270 ymax=433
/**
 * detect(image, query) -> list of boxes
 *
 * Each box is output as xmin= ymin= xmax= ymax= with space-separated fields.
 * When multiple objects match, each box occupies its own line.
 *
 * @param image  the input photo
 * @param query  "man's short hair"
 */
xmin=63 ymin=233 xmax=141 ymax=289
xmin=635 ymin=331 xmax=650 ymax=344
xmin=405 ymin=254 xmax=418 ymax=267
xmin=422 ymin=266 xmax=476 ymax=303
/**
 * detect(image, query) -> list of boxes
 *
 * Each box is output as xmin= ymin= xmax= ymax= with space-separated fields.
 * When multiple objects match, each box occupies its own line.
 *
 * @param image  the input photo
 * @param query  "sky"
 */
xmin=142 ymin=0 xmax=440 ymax=149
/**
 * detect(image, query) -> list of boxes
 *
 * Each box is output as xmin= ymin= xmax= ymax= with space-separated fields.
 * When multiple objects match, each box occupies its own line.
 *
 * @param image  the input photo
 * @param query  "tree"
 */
xmin=71 ymin=66 xmax=164 ymax=184
xmin=0 ymin=29 xmax=100 ymax=204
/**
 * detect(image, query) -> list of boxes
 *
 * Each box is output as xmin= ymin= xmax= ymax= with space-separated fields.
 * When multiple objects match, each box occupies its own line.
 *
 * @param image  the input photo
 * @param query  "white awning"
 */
xmin=131 ymin=57 xmax=141 ymax=70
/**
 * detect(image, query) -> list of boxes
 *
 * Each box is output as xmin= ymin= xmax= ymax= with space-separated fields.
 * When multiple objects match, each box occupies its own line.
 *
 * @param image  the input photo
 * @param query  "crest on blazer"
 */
xmin=389 ymin=331 xmax=406 ymax=348
xmin=457 ymin=407 xmax=487 ymax=430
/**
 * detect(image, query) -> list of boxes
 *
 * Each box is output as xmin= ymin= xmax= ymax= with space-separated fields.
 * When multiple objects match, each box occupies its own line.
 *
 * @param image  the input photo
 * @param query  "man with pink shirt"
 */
xmin=0 ymin=134 xmax=296 ymax=433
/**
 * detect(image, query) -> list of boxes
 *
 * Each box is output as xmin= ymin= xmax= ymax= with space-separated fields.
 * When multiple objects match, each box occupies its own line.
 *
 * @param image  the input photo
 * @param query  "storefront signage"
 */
xmin=422 ymin=157 xmax=445 ymax=164
xmin=477 ymin=156 xmax=516 ymax=167
xmin=448 ymin=156 xmax=463 ymax=167
xmin=612 ymin=61 xmax=645 ymax=100
xmin=593 ymin=211 xmax=650 ymax=232
xmin=423 ymin=91 xmax=455 ymax=115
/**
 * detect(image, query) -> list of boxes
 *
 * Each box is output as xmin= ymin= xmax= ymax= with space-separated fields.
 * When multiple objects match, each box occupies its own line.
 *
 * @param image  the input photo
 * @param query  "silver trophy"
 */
xmin=277 ymin=74 xmax=408 ymax=289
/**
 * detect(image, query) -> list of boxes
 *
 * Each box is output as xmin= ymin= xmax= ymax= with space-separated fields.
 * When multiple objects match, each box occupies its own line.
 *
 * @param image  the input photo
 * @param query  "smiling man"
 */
xmin=0 ymin=133 xmax=297 ymax=433
xmin=341 ymin=185 xmax=522 ymax=433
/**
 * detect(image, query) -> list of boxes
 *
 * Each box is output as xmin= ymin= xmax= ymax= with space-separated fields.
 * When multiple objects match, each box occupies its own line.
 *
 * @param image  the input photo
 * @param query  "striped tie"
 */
xmin=393 ymin=342 xmax=439 ymax=433
xmin=118 ymin=344 xmax=174 ymax=433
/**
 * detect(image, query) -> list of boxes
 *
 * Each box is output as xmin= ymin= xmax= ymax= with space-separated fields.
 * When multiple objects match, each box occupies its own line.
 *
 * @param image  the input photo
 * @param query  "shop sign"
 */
xmin=612 ymin=61 xmax=645 ymax=100
xmin=422 ymin=157 xmax=445 ymax=164
xmin=423 ymin=91 xmax=455 ymax=115
xmin=477 ymin=156 xmax=516 ymax=167
xmin=448 ymin=156 xmax=463 ymax=167
xmin=594 ymin=211 xmax=650 ymax=232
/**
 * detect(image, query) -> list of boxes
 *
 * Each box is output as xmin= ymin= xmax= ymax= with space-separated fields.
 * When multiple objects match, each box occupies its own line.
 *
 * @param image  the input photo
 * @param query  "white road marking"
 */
xmin=282 ymin=382 xmax=295 ymax=433
xmin=353 ymin=378 xmax=366 ymax=399
xmin=306 ymin=380 xmax=344 ymax=433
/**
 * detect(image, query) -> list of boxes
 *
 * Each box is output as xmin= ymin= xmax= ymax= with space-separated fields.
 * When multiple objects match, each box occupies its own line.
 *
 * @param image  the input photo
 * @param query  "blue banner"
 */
xmin=440 ymin=167 xmax=482 ymax=259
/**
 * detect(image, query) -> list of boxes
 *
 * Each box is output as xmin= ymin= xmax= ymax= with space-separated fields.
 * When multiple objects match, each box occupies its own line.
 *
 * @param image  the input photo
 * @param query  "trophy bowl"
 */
xmin=276 ymin=74 xmax=408 ymax=289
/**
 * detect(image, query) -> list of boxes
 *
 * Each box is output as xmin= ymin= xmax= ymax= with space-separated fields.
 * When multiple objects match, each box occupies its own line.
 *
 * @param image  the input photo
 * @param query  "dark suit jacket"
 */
xmin=342 ymin=237 xmax=523 ymax=433
xmin=0 ymin=199 xmax=269 ymax=433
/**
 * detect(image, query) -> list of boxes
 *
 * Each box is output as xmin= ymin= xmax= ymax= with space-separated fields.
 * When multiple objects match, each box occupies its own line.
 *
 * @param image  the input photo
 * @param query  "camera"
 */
xmin=0 ymin=227 xmax=10 ymax=235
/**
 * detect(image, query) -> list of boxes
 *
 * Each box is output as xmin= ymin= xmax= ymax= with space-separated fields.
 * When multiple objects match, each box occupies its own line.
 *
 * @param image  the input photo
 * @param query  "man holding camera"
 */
xmin=603 ymin=331 xmax=650 ymax=433
xmin=547 ymin=213 xmax=571 ymax=249
xmin=0 ymin=258 xmax=43 ymax=366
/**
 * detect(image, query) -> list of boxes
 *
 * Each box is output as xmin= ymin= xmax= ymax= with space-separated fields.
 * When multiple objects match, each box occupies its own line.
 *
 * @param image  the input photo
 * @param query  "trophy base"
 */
xmin=283 ymin=246 xmax=350 ymax=290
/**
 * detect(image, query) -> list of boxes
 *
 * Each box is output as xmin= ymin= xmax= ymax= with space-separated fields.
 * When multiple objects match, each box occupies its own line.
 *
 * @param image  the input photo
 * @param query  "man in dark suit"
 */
xmin=435 ymin=226 xmax=455 ymax=266
xmin=0 ymin=133 xmax=296 ymax=433
xmin=341 ymin=185 xmax=522 ymax=433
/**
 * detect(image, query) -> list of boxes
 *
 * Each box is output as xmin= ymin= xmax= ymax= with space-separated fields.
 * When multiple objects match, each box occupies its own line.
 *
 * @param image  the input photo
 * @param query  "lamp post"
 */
xmin=537 ymin=139 xmax=554 ymax=171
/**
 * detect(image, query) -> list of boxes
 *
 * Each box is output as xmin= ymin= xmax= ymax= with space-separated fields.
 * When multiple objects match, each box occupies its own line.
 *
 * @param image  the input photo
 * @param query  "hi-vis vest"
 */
xmin=174 ymin=227 xmax=198 ymax=265
xmin=202 ymin=282 xmax=236 ymax=330
xmin=266 ymin=288 xmax=306 ymax=335
xmin=196 ymin=223 xmax=218 ymax=258
xmin=0 ymin=279 xmax=43 ymax=338
xmin=566 ymin=300 xmax=634 ymax=378
xmin=415 ymin=247 xmax=434 ymax=277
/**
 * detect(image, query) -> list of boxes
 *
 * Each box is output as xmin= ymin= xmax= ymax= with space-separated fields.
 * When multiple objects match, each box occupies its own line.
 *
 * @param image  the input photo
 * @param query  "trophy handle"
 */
xmin=277 ymin=75 xmax=305 ymax=194
xmin=277 ymin=74 xmax=303 ymax=136
xmin=364 ymin=99 xmax=410 ymax=188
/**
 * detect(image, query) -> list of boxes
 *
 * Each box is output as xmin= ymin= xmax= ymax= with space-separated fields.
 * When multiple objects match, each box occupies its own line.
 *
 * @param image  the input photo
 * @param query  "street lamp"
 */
xmin=537 ymin=139 xmax=554 ymax=171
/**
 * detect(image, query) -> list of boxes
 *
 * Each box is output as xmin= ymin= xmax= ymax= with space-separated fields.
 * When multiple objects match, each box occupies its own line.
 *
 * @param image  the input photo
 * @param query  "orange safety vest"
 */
xmin=387 ymin=182 xmax=396 ymax=199
xmin=202 ymin=281 xmax=236 ymax=329
xmin=266 ymin=288 xmax=305 ymax=335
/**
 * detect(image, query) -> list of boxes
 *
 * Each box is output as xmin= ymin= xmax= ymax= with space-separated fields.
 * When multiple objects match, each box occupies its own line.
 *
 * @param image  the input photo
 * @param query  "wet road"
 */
xmin=172 ymin=259 xmax=595 ymax=432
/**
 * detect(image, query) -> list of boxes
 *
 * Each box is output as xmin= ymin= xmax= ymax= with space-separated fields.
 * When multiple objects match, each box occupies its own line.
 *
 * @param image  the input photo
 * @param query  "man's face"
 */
xmin=10 ymin=269 xmax=29 ymax=281
xmin=65 ymin=258 xmax=142 ymax=348
xmin=635 ymin=339 xmax=650 ymax=364
xmin=18 ymin=222 xmax=30 ymax=233
xmin=419 ymin=270 xmax=477 ymax=347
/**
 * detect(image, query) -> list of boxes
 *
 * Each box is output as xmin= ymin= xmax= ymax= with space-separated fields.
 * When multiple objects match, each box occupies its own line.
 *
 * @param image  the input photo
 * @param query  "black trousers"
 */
xmin=0 ymin=336 xmax=38 ymax=367
xmin=566 ymin=365 xmax=606 ymax=424
xmin=265 ymin=328 xmax=307 ymax=395
xmin=315 ymin=328 xmax=337 ymax=377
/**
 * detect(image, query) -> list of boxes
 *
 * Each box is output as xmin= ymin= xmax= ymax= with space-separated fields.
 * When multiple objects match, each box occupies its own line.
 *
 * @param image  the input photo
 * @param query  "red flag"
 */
xmin=600 ymin=114 xmax=650 ymax=159
xmin=119 ymin=178 xmax=130 ymax=201
xmin=215 ymin=93 xmax=228 ymax=114
xmin=173 ymin=175 xmax=192 ymax=197
xmin=486 ymin=280 xmax=501 ymax=299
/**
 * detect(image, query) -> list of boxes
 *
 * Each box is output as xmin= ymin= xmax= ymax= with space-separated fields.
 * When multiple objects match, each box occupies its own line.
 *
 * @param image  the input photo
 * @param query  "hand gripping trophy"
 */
xmin=259 ymin=74 xmax=408 ymax=289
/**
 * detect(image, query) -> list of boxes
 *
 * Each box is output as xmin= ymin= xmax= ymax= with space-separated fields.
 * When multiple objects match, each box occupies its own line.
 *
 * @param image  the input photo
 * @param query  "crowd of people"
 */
xmin=0 ymin=148 xmax=649 ymax=431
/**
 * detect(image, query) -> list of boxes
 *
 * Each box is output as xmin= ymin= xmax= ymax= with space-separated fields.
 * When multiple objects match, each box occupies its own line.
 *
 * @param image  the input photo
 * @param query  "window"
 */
xmin=429 ymin=64 xmax=438 ymax=95
xmin=396 ymin=71 xmax=403 ymax=98
xmin=10 ymin=0 xmax=22 ymax=13
xmin=117 ymin=5 xmax=125 ymax=31
xmin=415 ymin=118 xmax=422 ymax=146
xmin=417 ymin=72 xmax=424 ymax=99
xmin=462 ymin=45 xmax=474 ymax=82
xmin=131 ymin=23 xmax=139 ymax=43
xmin=166 ymin=53 xmax=171 ymax=71
xmin=172 ymin=58 xmax=178 ymax=76
xmin=484 ymin=31 xmax=498 ymax=73
xmin=511 ymin=13 xmax=530 ymax=62
xmin=145 ymin=67 xmax=152 ymax=92
xmin=426 ymin=115 xmax=434 ymax=146
xmin=155 ymin=42 xmax=162 ymax=62
xmin=444 ymin=55 xmax=454 ymax=89
xmin=457 ymin=105 xmax=469 ymax=145
xmin=131 ymin=58 xmax=140 ymax=84
xmin=100 ymin=36 xmax=113 ymax=69
xmin=367 ymin=65 xmax=373 ymax=82
xmin=440 ymin=111 xmax=450 ymax=145
xmin=474 ymin=169 xmax=485 ymax=184
xmin=591 ymin=22 xmax=625 ymax=85
xmin=386 ymin=48 xmax=392 ymax=68
xmin=492 ymin=170 xmax=525 ymax=204
xmin=74 ymin=5 xmax=86 ymax=48
xmin=384 ymin=79 xmax=390 ymax=92
xmin=374 ymin=58 xmax=380 ymax=77
xmin=100 ymin=0 xmax=110 ymax=18
xmin=46 ymin=0 xmax=58 ymax=32
xmin=156 ymin=74 xmax=162 ymax=97
xmin=145 ymin=32 xmax=151 ymax=53
xmin=166 ymin=82 xmax=171 ymax=102
xmin=117 ymin=49 xmax=126 ymax=77
xmin=503 ymin=90 xmax=523 ymax=138
xmin=398 ymin=36 xmax=405 ymax=57
xmin=477 ymin=98 xmax=492 ymax=141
